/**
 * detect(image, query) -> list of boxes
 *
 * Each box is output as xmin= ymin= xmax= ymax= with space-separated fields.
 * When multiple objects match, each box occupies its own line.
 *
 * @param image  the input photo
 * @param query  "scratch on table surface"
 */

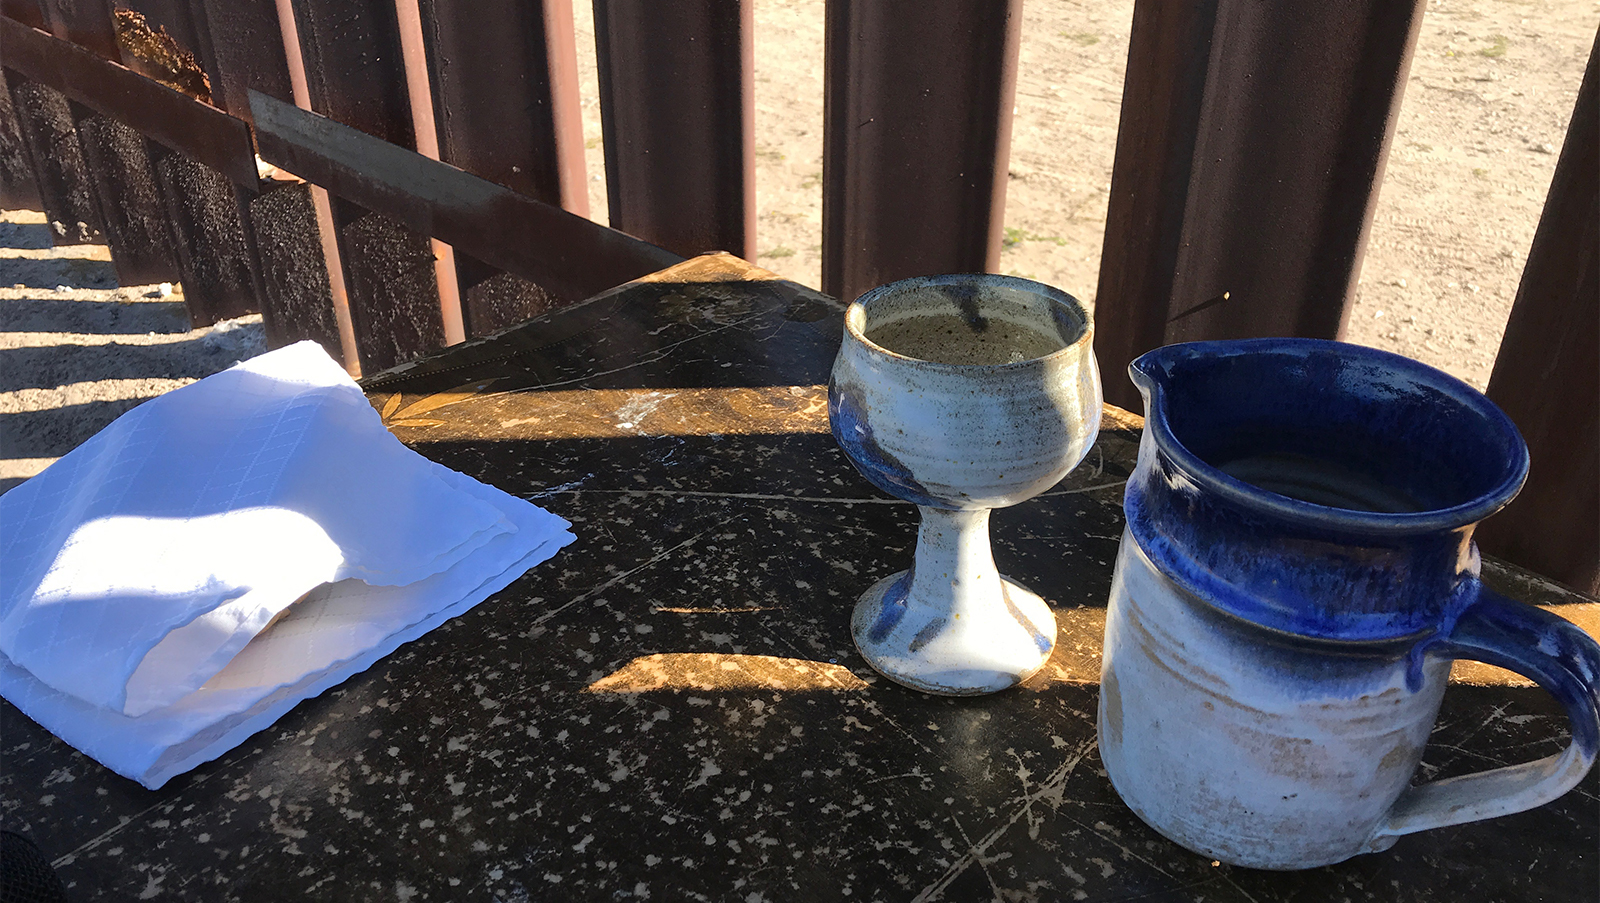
xmin=1218 ymin=871 xmax=1267 ymax=903
xmin=864 ymin=770 xmax=927 ymax=785
xmin=530 ymin=524 xmax=728 ymax=628
xmin=851 ymin=695 xmax=938 ymax=757
xmin=50 ymin=779 xmax=209 ymax=868
xmin=912 ymin=737 xmax=1096 ymax=902
xmin=532 ymin=488 xmax=913 ymax=505
xmin=1053 ymin=810 xmax=1184 ymax=889
xmin=1006 ymin=747 xmax=1051 ymax=841
xmin=523 ymin=474 xmax=595 ymax=500
xmin=949 ymin=811 xmax=1008 ymax=903
xmin=1037 ymin=480 xmax=1128 ymax=498
xmin=1427 ymin=701 xmax=1511 ymax=775
xmin=527 ymin=318 xmax=760 ymax=392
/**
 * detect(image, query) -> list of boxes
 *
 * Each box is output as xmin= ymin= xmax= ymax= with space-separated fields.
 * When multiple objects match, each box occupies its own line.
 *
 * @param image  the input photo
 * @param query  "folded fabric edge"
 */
xmin=138 ymin=534 xmax=571 ymax=789
xmin=0 ymin=532 xmax=571 ymax=791
xmin=121 ymin=577 xmax=338 ymax=719
xmin=133 ymin=466 xmax=569 ymax=745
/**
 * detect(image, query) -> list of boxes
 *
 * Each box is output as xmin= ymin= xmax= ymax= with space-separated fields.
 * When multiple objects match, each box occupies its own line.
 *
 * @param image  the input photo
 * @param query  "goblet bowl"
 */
xmin=829 ymin=274 xmax=1101 ymax=695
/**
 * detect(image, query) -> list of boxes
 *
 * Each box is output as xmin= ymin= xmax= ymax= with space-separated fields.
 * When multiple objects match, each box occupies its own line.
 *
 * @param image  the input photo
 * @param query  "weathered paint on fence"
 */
xmin=821 ymin=0 xmax=1022 ymax=306
xmin=1093 ymin=0 xmax=1426 ymax=410
xmin=1480 ymin=32 xmax=1599 ymax=596
xmin=593 ymin=0 xmax=754 ymax=261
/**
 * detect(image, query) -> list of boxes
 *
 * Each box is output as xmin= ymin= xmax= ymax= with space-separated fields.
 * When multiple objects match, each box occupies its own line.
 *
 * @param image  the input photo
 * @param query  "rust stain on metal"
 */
xmin=112 ymin=8 xmax=212 ymax=103
xmin=0 ymin=16 xmax=257 ymax=186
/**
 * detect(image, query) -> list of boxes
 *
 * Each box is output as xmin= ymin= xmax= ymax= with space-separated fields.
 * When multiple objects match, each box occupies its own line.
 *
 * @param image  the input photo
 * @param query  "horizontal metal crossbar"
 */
xmin=247 ymin=89 xmax=682 ymax=305
xmin=0 ymin=15 xmax=258 ymax=188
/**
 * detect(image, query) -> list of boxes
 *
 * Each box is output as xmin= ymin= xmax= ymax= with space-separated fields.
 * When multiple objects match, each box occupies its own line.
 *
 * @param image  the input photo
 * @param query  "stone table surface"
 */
xmin=3 ymin=253 xmax=1597 ymax=902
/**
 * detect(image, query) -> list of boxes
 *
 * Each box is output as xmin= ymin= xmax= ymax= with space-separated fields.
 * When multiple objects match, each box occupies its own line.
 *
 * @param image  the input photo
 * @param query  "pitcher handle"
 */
xmin=1369 ymin=587 xmax=1600 ymax=846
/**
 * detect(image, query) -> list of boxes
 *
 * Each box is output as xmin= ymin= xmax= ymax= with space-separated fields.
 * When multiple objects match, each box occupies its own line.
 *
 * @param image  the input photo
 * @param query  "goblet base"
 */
xmin=850 ymin=570 xmax=1058 ymax=696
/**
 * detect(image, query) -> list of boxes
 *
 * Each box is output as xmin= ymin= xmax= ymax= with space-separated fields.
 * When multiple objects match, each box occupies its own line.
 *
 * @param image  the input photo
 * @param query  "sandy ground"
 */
xmin=2 ymin=0 xmax=1592 ymax=492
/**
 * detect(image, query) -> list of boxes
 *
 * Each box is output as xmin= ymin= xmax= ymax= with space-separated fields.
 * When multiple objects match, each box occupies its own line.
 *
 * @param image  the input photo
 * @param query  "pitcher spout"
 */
xmin=1119 ymin=338 xmax=1529 ymax=643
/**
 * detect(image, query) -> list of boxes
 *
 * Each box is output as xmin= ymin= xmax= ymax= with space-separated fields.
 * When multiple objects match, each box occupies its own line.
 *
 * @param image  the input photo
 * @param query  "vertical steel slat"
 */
xmin=6 ymin=72 xmax=103 ymax=243
xmin=593 ymin=0 xmax=754 ymax=260
xmin=5 ymin=0 xmax=102 ymax=240
xmin=37 ymin=0 xmax=116 ymax=56
xmin=340 ymin=212 xmax=445 ymax=370
xmin=155 ymin=0 xmax=342 ymax=365
xmin=1093 ymin=0 xmax=1426 ymax=410
xmin=74 ymin=114 xmax=177 ymax=285
xmin=152 ymin=145 xmax=260 ymax=325
xmin=195 ymin=0 xmax=295 ymax=127
xmin=0 ymin=1 xmax=44 ymax=208
xmin=1478 ymin=32 xmax=1599 ymax=596
xmin=247 ymin=180 xmax=345 ymax=360
xmin=273 ymin=0 xmax=360 ymax=373
xmin=821 ymin=0 xmax=1022 ymax=306
xmin=41 ymin=0 xmax=212 ymax=291
xmin=288 ymin=0 xmax=446 ymax=375
xmin=418 ymin=0 xmax=587 ymax=214
xmin=0 ymin=65 xmax=42 ymax=209
xmin=1 ymin=0 xmax=45 ymax=26
xmin=1 ymin=1 xmax=45 ymax=208
xmin=416 ymin=0 xmax=589 ymax=337
xmin=393 ymin=0 xmax=464 ymax=346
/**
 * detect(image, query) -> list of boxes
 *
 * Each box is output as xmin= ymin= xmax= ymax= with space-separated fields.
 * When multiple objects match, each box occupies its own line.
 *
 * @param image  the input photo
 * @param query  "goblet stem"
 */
xmin=906 ymin=507 xmax=1004 ymax=619
xmin=850 ymin=505 xmax=1059 ymax=696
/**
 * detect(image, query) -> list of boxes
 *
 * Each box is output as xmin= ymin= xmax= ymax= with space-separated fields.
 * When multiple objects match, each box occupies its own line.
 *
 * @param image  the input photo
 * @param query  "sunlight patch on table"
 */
xmin=585 ymin=653 xmax=869 ymax=693
xmin=383 ymin=385 xmax=833 ymax=439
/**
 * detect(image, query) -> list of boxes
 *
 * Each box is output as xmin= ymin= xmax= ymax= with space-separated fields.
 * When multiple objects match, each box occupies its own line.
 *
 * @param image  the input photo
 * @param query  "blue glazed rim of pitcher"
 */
xmin=1130 ymin=338 xmax=1530 ymax=535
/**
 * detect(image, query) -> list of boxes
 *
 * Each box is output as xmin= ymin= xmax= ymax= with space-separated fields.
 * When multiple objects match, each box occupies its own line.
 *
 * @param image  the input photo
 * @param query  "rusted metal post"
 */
xmin=152 ymin=146 xmax=258 ymax=324
xmin=1478 ymin=32 xmax=1599 ymax=596
xmin=126 ymin=0 xmax=339 ymax=362
xmin=0 ymin=68 xmax=42 ymax=209
xmin=5 ymin=0 xmax=102 ymax=242
xmin=1093 ymin=0 xmax=1426 ymax=410
xmin=821 ymin=0 xmax=1022 ymax=306
xmin=417 ymin=0 xmax=590 ymax=336
xmin=35 ymin=0 xmax=181 ymax=282
xmin=5 ymin=73 xmax=103 ymax=243
xmin=192 ymin=0 xmax=294 ymax=128
xmin=74 ymin=115 xmax=177 ymax=285
xmin=418 ymin=0 xmax=587 ymax=215
xmin=274 ymin=0 xmax=360 ymax=374
xmin=288 ymin=0 xmax=448 ymax=374
xmin=248 ymin=179 xmax=344 ymax=359
xmin=1 ymin=1 xmax=47 ymax=210
xmin=393 ymin=0 xmax=464 ymax=347
xmin=593 ymin=0 xmax=754 ymax=260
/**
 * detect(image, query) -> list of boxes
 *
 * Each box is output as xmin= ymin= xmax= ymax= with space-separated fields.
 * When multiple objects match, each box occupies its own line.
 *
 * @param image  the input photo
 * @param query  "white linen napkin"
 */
xmin=0 ymin=341 xmax=574 ymax=788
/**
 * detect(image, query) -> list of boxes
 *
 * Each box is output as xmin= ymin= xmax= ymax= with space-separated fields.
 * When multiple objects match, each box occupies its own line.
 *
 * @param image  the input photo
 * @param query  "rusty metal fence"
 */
xmin=0 ymin=1 xmax=1594 ymax=592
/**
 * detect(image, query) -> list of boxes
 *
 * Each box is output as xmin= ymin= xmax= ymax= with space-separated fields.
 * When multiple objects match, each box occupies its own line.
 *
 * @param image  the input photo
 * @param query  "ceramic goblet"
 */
xmin=829 ymin=274 xmax=1102 ymax=695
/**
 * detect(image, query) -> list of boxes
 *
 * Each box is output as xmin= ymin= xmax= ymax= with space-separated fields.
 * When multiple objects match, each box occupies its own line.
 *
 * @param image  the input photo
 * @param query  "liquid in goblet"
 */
xmin=829 ymin=275 xmax=1102 ymax=695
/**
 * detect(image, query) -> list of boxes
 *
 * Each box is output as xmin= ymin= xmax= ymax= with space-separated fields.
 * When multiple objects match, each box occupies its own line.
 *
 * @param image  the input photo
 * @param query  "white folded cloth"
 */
xmin=0 ymin=341 xmax=574 ymax=788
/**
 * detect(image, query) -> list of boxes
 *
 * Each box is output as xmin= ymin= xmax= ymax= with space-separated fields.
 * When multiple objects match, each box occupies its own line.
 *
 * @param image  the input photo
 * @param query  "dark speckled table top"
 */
xmin=4 ymin=254 xmax=1596 ymax=901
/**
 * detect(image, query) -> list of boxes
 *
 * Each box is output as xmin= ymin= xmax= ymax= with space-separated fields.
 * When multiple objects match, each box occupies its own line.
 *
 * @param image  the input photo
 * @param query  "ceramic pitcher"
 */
xmin=1098 ymin=338 xmax=1600 ymax=870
